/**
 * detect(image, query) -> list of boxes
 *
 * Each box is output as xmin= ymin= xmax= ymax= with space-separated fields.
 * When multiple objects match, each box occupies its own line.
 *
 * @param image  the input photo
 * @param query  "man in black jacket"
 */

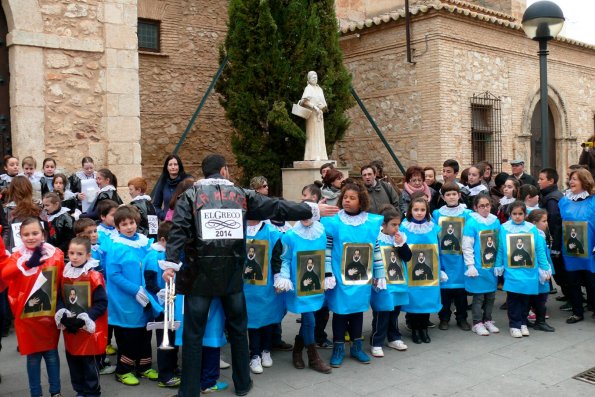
xmin=510 ymin=159 xmax=538 ymax=187
xmin=361 ymin=164 xmax=400 ymax=214
xmin=161 ymin=154 xmax=337 ymax=397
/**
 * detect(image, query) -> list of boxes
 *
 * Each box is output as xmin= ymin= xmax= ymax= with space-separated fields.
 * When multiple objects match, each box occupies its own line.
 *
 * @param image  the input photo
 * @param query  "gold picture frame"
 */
xmin=408 ymin=244 xmax=439 ymax=287
xmin=381 ymin=246 xmax=406 ymax=284
xmin=439 ymin=217 xmax=464 ymax=254
xmin=479 ymin=229 xmax=498 ymax=269
xmin=341 ymin=243 xmax=373 ymax=285
xmin=506 ymin=233 xmax=534 ymax=268
xmin=243 ymin=239 xmax=269 ymax=286
xmin=21 ymin=267 xmax=58 ymax=318
xmin=296 ymin=250 xmax=324 ymax=296
xmin=563 ymin=221 xmax=588 ymax=258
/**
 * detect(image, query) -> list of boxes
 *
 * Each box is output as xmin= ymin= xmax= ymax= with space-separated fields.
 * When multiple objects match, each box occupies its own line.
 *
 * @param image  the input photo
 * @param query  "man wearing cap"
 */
xmin=510 ymin=159 xmax=538 ymax=187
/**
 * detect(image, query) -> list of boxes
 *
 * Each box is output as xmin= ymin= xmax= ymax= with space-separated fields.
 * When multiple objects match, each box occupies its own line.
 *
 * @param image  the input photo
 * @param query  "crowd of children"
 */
xmin=0 ymin=153 xmax=593 ymax=397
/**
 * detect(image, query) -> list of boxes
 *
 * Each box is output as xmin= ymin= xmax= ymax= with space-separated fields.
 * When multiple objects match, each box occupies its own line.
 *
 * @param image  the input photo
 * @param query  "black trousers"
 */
xmin=248 ymin=324 xmax=274 ymax=357
xmin=332 ymin=312 xmax=363 ymax=342
xmin=314 ymin=306 xmax=330 ymax=343
xmin=66 ymin=352 xmax=100 ymax=397
xmin=506 ymin=292 xmax=530 ymax=329
xmin=551 ymin=254 xmax=569 ymax=296
xmin=567 ymin=270 xmax=595 ymax=317
xmin=408 ymin=313 xmax=430 ymax=331
xmin=439 ymin=288 xmax=468 ymax=322
xmin=529 ymin=292 xmax=548 ymax=323
xmin=178 ymin=291 xmax=251 ymax=397
xmin=155 ymin=313 xmax=179 ymax=382
xmin=113 ymin=326 xmax=152 ymax=375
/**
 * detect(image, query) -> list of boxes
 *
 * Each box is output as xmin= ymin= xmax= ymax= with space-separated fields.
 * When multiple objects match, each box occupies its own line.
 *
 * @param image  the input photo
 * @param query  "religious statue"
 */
xmin=293 ymin=71 xmax=329 ymax=161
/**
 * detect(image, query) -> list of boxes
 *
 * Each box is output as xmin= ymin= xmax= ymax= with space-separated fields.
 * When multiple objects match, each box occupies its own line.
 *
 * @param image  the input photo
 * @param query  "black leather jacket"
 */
xmin=47 ymin=211 xmax=75 ymax=255
xmin=131 ymin=197 xmax=158 ymax=239
xmin=166 ymin=176 xmax=313 ymax=297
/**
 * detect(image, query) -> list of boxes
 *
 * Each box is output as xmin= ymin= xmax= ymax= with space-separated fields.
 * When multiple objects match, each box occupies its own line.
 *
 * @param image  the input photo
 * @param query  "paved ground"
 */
xmin=1 ymin=290 xmax=594 ymax=397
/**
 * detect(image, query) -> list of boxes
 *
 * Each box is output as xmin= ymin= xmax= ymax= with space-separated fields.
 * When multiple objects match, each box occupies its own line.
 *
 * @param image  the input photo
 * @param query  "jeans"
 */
xmin=332 ymin=312 xmax=363 ymax=342
xmin=471 ymin=292 xmax=496 ymax=324
xmin=371 ymin=307 xmax=402 ymax=347
xmin=439 ymin=288 xmax=468 ymax=322
xmin=200 ymin=347 xmax=220 ymax=390
xmin=27 ymin=349 xmax=60 ymax=397
xmin=248 ymin=324 xmax=274 ymax=358
xmin=179 ymin=291 xmax=251 ymax=397
xmin=299 ymin=312 xmax=315 ymax=346
xmin=507 ymin=292 xmax=530 ymax=329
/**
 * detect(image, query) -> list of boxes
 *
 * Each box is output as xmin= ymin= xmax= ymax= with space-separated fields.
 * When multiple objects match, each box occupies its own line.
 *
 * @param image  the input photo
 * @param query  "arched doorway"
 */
xmin=530 ymin=100 xmax=555 ymax=177
xmin=0 ymin=5 xmax=9 ymax=158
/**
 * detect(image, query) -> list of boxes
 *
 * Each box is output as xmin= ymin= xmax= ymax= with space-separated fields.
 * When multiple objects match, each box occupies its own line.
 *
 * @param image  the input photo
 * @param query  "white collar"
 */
xmin=247 ymin=221 xmax=264 ymax=237
xmin=99 ymin=185 xmax=116 ymax=193
xmin=338 ymin=209 xmax=368 ymax=226
xmin=402 ymin=219 xmax=435 ymax=234
xmin=467 ymin=184 xmax=488 ymax=195
xmin=110 ymin=232 xmax=149 ymax=248
xmin=377 ymin=230 xmax=394 ymax=245
xmin=0 ymin=174 xmax=14 ymax=182
xmin=150 ymin=242 xmax=165 ymax=252
xmin=292 ymin=221 xmax=325 ymax=240
xmin=131 ymin=195 xmax=152 ymax=202
xmin=502 ymin=220 xmax=533 ymax=233
xmin=47 ymin=207 xmax=70 ymax=222
xmin=469 ymin=212 xmax=498 ymax=225
xmin=438 ymin=204 xmax=466 ymax=217
xmin=527 ymin=205 xmax=540 ymax=212
xmin=499 ymin=196 xmax=516 ymax=206
xmin=63 ymin=259 xmax=99 ymax=279
xmin=196 ymin=178 xmax=234 ymax=186
xmin=75 ymin=170 xmax=96 ymax=180
xmin=15 ymin=243 xmax=57 ymax=276
xmin=564 ymin=190 xmax=589 ymax=201
xmin=97 ymin=224 xmax=116 ymax=234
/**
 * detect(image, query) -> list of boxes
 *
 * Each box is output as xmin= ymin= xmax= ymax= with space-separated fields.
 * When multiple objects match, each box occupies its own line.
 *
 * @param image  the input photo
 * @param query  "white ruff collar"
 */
xmin=467 ymin=184 xmax=488 ymax=196
xmin=47 ymin=207 xmax=70 ymax=222
xmin=75 ymin=170 xmax=96 ymax=180
xmin=402 ymin=219 xmax=435 ymax=234
xmin=63 ymin=190 xmax=76 ymax=200
xmin=99 ymin=185 xmax=116 ymax=193
xmin=499 ymin=196 xmax=516 ymax=206
xmin=97 ymin=224 xmax=116 ymax=235
xmin=63 ymin=259 xmax=99 ymax=279
xmin=338 ymin=210 xmax=368 ymax=226
xmin=15 ymin=243 xmax=57 ymax=276
xmin=110 ymin=233 xmax=149 ymax=248
xmin=502 ymin=221 xmax=533 ymax=234
xmin=131 ymin=195 xmax=152 ymax=202
xmin=196 ymin=178 xmax=234 ymax=186
xmin=565 ymin=190 xmax=589 ymax=201
xmin=292 ymin=221 xmax=324 ymax=240
xmin=0 ymin=174 xmax=14 ymax=182
xmin=247 ymin=222 xmax=264 ymax=237
xmin=150 ymin=242 xmax=165 ymax=252
xmin=469 ymin=212 xmax=498 ymax=226
xmin=438 ymin=204 xmax=466 ymax=217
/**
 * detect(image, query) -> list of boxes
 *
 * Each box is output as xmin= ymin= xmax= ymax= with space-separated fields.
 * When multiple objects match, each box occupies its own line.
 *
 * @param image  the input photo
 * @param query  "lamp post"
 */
xmin=521 ymin=1 xmax=564 ymax=169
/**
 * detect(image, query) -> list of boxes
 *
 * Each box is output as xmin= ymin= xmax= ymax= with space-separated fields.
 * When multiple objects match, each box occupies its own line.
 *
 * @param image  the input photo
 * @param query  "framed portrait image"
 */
xmin=22 ymin=267 xmax=58 ymax=318
xmin=438 ymin=217 xmax=464 ymax=254
xmin=507 ymin=233 xmax=534 ymax=268
xmin=296 ymin=250 xmax=324 ymax=296
xmin=341 ymin=243 xmax=373 ymax=285
xmin=243 ymin=239 xmax=269 ymax=286
xmin=408 ymin=244 xmax=439 ymax=287
xmin=479 ymin=230 xmax=498 ymax=269
xmin=563 ymin=221 xmax=588 ymax=258
xmin=381 ymin=246 xmax=406 ymax=284
xmin=62 ymin=281 xmax=91 ymax=317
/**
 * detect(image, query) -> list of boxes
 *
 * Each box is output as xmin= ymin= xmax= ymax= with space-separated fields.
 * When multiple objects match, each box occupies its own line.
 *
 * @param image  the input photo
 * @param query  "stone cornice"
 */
xmin=6 ymin=30 xmax=104 ymax=52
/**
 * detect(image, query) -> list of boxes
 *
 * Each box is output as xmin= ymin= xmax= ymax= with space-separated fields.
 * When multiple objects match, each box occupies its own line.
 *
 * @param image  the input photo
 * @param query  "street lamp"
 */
xmin=521 ymin=1 xmax=564 ymax=169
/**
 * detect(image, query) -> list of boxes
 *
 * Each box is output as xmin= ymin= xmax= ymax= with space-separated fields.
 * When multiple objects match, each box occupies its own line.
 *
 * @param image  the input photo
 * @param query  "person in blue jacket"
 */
xmin=495 ymin=201 xmax=551 ymax=338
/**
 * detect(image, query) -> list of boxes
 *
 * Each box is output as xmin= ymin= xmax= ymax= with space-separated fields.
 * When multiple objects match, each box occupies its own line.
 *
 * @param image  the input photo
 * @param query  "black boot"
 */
xmin=533 ymin=305 xmax=555 ymax=332
xmin=411 ymin=329 xmax=422 ymax=344
xmin=420 ymin=328 xmax=431 ymax=343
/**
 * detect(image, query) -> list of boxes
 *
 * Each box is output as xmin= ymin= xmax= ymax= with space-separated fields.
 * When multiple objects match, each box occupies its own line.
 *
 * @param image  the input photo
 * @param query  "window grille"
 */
xmin=138 ymin=19 xmax=160 ymax=52
xmin=470 ymin=92 xmax=502 ymax=172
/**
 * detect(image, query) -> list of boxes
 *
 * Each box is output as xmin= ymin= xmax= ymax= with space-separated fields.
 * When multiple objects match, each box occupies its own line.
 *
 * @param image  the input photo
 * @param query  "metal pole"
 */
xmin=173 ymin=55 xmax=229 ymax=154
xmin=538 ymin=39 xmax=549 ymax=168
xmin=350 ymin=86 xmax=406 ymax=175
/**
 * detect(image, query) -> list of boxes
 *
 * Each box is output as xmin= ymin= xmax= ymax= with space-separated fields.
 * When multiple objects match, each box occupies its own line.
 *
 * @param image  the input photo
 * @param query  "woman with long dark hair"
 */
xmin=151 ymin=154 xmax=191 ymax=220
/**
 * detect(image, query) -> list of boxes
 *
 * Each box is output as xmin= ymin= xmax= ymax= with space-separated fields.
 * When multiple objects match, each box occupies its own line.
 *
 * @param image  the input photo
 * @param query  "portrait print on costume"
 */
xmin=243 ymin=239 xmax=269 ymax=285
xmin=438 ymin=217 xmax=464 ymax=254
xmin=297 ymin=250 xmax=324 ymax=296
xmin=341 ymin=243 xmax=373 ymax=285
xmin=62 ymin=282 xmax=91 ymax=316
xmin=479 ymin=230 xmax=498 ymax=268
xmin=408 ymin=244 xmax=439 ymax=287
xmin=563 ymin=221 xmax=588 ymax=258
xmin=507 ymin=233 xmax=535 ymax=268
xmin=381 ymin=246 xmax=405 ymax=284
xmin=22 ymin=268 xmax=57 ymax=318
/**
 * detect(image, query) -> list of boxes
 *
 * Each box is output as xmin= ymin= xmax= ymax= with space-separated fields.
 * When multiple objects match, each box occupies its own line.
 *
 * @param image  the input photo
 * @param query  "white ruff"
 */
xmin=564 ymin=190 xmax=589 ymax=201
xmin=469 ymin=212 xmax=498 ymax=226
xmin=467 ymin=184 xmax=488 ymax=196
xmin=499 ymin=196 xmax=516 ymax=206
xmin=110 ymin=233 xmax=149 ymax=248
xmin=338 ymin=210 xmax=368 ymax=226
xmin=402 ymin=220 xmax=435 ymax=234
xmin=75 ymin=170 xmax=96 ymax=180
xmin=131 ymin=195 xmax=152 ymax=202
xmin=377 ymin=231 xmax=394 ymax=245
xmin=502 ymin=221 xmax=533 ymax=234
xmin=292 ymin=221 xmax=324 ymax=240
xmin=63 ymin=259 xmax=99 ymax=279
xmin=99 ymin=185 xmax=116 ymax=193
xmin=195 ymin=178 xmax=234 ymax=186
xmin=439 ymin=204 xmax=466 ymax=217
xmin=47 ymin=207 xmax=71 ymax=222
xmin=247 ymin=222 xmax=264 ymax=237
xmin=150 ymin=243 xmax=165 ymax=252
xmin=15 ymin=243 xmax=57 ymax=276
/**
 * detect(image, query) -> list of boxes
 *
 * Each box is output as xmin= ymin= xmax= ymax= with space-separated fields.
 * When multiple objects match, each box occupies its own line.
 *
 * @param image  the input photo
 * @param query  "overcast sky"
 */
xmin=526 ymin=0 xmax=595 ymax=45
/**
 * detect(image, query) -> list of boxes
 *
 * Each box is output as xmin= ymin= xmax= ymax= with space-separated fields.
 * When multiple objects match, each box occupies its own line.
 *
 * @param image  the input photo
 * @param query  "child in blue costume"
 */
xmin=527 ymin=209 xmax=556 ymax=332
xmin=370 ymin=205 xmax=412 ymax=358
xmin=321 ymin=181 xmax=383 ymax=368
xmin=244 ymin=220 xmax=284 ymax=374
xmin=401 ymin=195 xmax=443 ymax=344
xmin=432 ymin=182 xmax=472 ymax=331
xmin=274 ymin=216 xmax=331 ymax=374
xmin=558 ymin=169 xmax=595 ymax=324
xmin=495 ymin=201 xmax=551 ymax=338
xmin=142 ymin=221 xmax=182 ymax=388
xmin=96 ymin=199 xmax=119 ymax=248
xmin=462 ymin=194 xmax=500 ymax=336
xmin=104 ymin=206 xmax=157 ymax=385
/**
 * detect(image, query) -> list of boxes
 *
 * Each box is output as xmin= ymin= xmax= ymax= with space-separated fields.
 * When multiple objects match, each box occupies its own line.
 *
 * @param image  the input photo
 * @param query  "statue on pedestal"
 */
xmin=293 ymin=71 xmax=328 ymax=161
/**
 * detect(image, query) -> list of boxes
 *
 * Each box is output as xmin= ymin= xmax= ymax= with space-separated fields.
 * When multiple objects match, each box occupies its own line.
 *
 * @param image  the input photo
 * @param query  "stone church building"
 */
xmin=0 ymin=0 xmax=593 ymax=192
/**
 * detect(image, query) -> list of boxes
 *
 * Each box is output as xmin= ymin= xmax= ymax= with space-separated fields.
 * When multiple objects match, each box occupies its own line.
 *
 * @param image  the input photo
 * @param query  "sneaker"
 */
xmin=527 ymin=310 xmax=536 ymax=321
xmin=139 ymin=368 xmax=159 ymax=380
xmin=158 ymin=376 xmax=181 ymax=388
xmin=316 ymin=339 xmax=333 ymax=349
xmin=370 ymin=346 xmax=384 ymax=357
xmin=201 ymin=381 xmax=229 ymax=394
xmin=559 ymin=302 xmax=572 ymax=311
xmin=520 ymin=325 xmax=530 ymax=336
xmin=250 ymin=356 xmax=263 ymax=374
xmin=484 ymin=321 xmax=500 ymax=333
xmin=105 ymin=344 xmax=117 ymax=355
xmin=330 ymin=343 xmax=345 ymax=368
xmin=345 ymin=331 xmax=351 ymax=342
xmin=219 ymin=359 xmax=230 ymax=369
xmin=261 ymin=351 xmax=273 ymax=368
xmin=99 ymin=364 xmax=116 ymax=375
xmin=116 ymin=372 xmax=140 ymax=386
xmin=509 ymin=328 xmax=522 ymax=338
xmin=386 ymin=340 xmax=408 ymax=351
xmin=472 ymin=322 xmax=489 ymax=336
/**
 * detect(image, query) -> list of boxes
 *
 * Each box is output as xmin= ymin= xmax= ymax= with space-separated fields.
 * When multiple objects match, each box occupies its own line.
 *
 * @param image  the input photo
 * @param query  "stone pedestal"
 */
xmin=281 ymin=161 xmax=350 ymax=203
